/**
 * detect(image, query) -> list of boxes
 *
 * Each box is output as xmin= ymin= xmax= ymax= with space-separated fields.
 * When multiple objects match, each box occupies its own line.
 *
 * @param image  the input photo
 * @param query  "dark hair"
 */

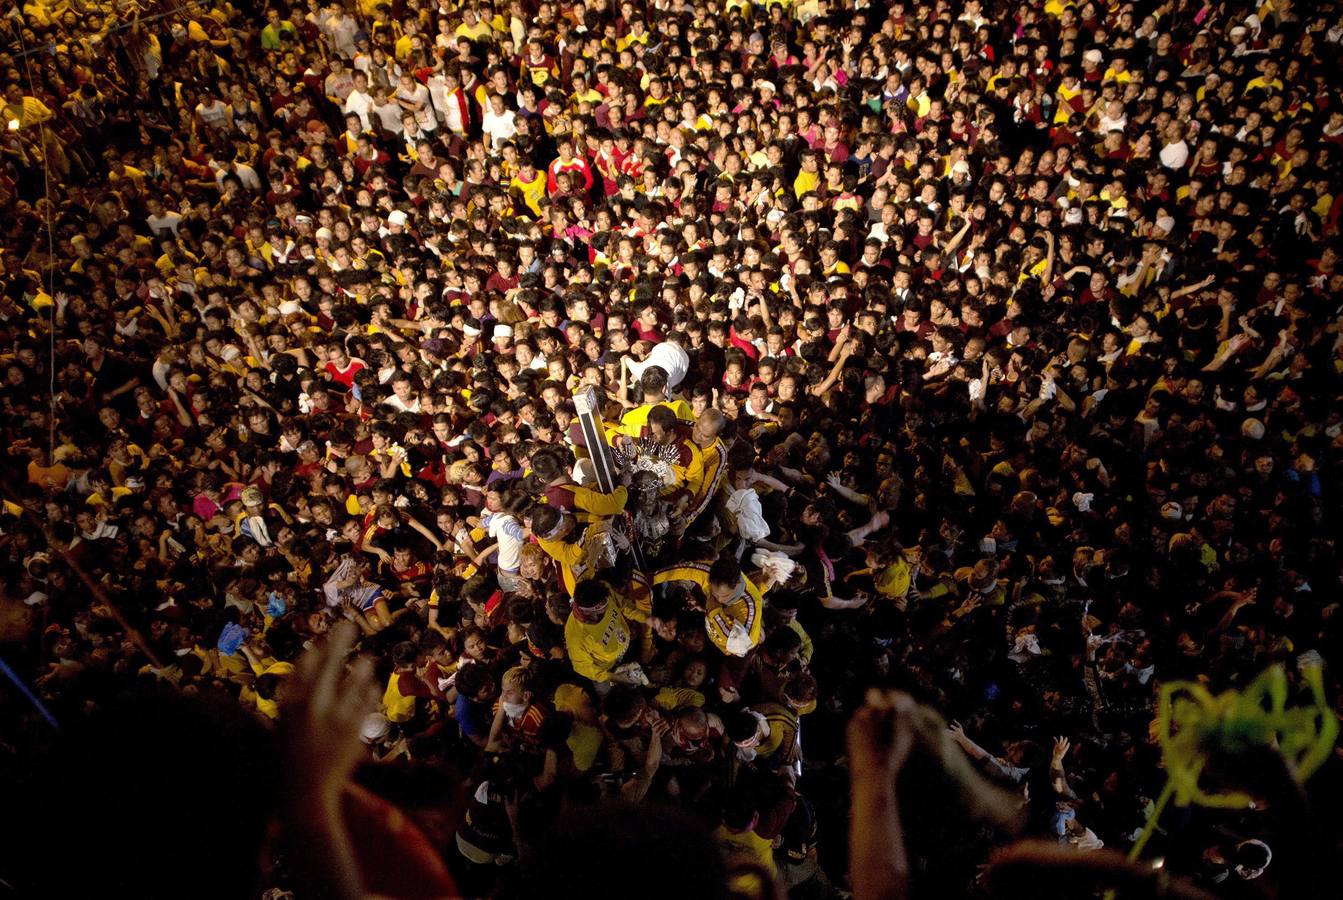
xmin=708 ymin=556 xmax=742 ymax=588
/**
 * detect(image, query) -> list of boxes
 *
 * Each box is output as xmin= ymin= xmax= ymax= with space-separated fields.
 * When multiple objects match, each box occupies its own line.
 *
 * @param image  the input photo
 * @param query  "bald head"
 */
xmin=692 ymin=408 xmax=725 ymax=447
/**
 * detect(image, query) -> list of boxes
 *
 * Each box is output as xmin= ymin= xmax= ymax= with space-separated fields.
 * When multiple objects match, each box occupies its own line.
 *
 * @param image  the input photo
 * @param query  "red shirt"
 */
xmin=325 ymin=357 xmax=366 ymax=388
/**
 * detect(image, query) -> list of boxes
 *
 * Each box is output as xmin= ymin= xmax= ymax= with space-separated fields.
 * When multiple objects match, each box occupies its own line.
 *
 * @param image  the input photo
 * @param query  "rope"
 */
xmin=11 ymin=17 xmax=58 ymax=457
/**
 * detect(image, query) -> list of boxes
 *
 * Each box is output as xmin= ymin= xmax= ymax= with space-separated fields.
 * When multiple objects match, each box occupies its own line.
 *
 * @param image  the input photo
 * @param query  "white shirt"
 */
xmin=1159 ymin=140 xmax=1189 ymax=170
xmin=324 ymin=12 xmax=359 ymax=58
xmin=325 ymin=71 xmax=356 ymax=102
xmin=343 ymin=89 xmax=376 ymax=130
xmin=375 ymin=100 xmax=405 ymax=133
xmin=481 ymin=106 xmax=518 ymax=148
xmin=397 ymin=82 xmax=436 ymax=130
xmin=485 ymin=513 xmax=524 ymax=572
xmin=146 ymin=210 xmax=183 ymax=236
xmin=383 ymin=394 xmax=421 ymax=414
xmin=195 ymin=100 xmax=229 ymax=129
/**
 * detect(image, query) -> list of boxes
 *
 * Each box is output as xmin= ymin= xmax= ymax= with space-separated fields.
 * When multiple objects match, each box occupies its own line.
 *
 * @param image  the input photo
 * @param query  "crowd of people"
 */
xmin=1 ymin=0 xmax=1342 ymax=896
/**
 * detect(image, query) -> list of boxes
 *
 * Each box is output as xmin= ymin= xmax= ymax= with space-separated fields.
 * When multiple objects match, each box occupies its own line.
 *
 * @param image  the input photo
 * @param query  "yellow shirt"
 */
xmin=564 ymin=602 xmax=632 ymax=683
xmin=3 ymin=96 xmax=53 ymax=130
xmin=537 ymin=535 xmax=591 ymax=597
xmin=793 ymin=169 xmax=819 ymax=199
xmin=611 ymin=399 xmax=695 ymax=438
xmin=654 ymin=563 xmax=766 ymax=656
xmin=1243 ymin=76 xmax=1283 ymax=96
xmin=382 ymin=671 xmax=417 ymax=722
xmin=455 ymin=21 xmax=493 ymax=42
xmin=715 ymin=824 xmax=776 ymax=876
xmin=510 ymin=171 xmax=547 ymax=216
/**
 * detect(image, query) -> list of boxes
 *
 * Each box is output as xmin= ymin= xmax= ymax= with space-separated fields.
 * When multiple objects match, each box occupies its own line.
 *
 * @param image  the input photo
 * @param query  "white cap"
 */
xmin=463 ymin=322 xmax=482 ymax=337
xmin=315 ymin=226 xmax=333 ymax=241
xmin=220 ymin=345 xmax=243 ymax=362
xmin=1155 ymin=214 xmax=1175 ymax=233
xmin=360 ymin=713 xmax=390 ymax=743
xmin=492 ymin=324 xmax=514 ymax=341
xmin=278 ymin=299 xmax=302 ymax=316
xmin=1084 ymin=49 xmax=1104 ymax=64
xmin=1242 ymin=418 xmax=1265 ymax=440
xmin=1064 ymin=207 xmax=1084 ymax=225
xmin=387 ymin=209 xmax=409 ymax=227
xmin=951 ymin=159 xmax=971 ymax=176
xmin=759 ymin=81 xmax=776 ymax=94
xmin=1160 ymin=502 xmax=1184 ymax=521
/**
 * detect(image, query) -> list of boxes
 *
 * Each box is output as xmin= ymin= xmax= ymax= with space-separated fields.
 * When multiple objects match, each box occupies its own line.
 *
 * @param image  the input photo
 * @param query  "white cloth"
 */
xmin=485 ymin=512 xmax=524 ymax=573
xmin=727 ymin=488 xmax=770 ymax=541
xmin=725 ymin=623 xmax=755 ymax=657
xmin=750 ymin=548 xmax=797 ymax=584
xmin=623 ymin=341 xmax=690 ymax=389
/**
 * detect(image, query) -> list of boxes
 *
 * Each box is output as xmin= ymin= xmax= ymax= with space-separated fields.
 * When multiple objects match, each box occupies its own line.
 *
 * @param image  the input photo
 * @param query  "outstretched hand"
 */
xmin=847 ymin=688 xmax=917 ymax=783
xmin=280 ymin=621 xmax=377 ymax=807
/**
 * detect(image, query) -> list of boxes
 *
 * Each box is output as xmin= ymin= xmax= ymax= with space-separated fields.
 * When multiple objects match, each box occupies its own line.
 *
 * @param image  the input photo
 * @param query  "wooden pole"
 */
xmin=571 ymin=387 xmax=647 ymax=573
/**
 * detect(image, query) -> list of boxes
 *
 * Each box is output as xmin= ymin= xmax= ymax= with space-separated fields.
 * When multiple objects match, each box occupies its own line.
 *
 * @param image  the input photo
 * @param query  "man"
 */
xmin=530 ymin=504 xmax=607 ymax=596
xmin=510 ymin=159 xmax=547 ymax=217
xmin=655 ymin=556 xmax=767 ymax=658
xmin=726 ymin=703 xmax=800 ymax=769
xmin=342 ymin=70 xmax=376 ymax=130
xmin=531 ymin=447 xmax=628 ymax=522
xmin=85 ymin=333 xmax=141 ymax=415
xmin=610 ymin=366 xmax=694 ymax=439
xmin=260 ymin=7 xmax=299 ymax=52
xmin=676 ymin=407 xmax=728 ymax=523
xmin=322 ymin=342 xmax=366 ymax=389
xmin=547 ymin=139 xmax=594 ymax=195
xmin=564 ymin=580 xmax=641 ymax=685
xmin=453 ymin=662 xmax=499 ymax=748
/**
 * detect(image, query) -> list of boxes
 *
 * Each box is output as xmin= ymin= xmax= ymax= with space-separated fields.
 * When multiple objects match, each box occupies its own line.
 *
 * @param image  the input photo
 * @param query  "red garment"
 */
xmin=728 ymin=327 xmax=760 ymax=362
xmin=547 ymin=156 xmax=594 ymax=194
xmin=325 ymin=357 xmax=366 ymax=388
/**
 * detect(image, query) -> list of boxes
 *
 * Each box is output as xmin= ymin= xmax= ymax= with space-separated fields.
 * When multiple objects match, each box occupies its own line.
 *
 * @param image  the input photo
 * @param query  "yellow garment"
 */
xmin=756 ymin=701 xmax=800 ymax=761
xmin=545 ymin=482 xmax=629 ymax=522
xmin=610 ymin=399 xmax=694 ymax=438
xmin=564 ymin=601 xmax=632 ymax=683
xmin=874 ymin=559 xmax=912 ymax=599
xmin=787 ymin=619 xmax=813 ymax=665
xmin=681 ymin=439 xmax=727 ymax=519
xmin=382 ymin=672 xmax=417 ymax=723
xmin=510 ymin=170 xmax=547 ymax=216
xmin=566 ymin=721 xmax=603 ymax=771
xmin=248 ymin=660 xmax=295 ymax=719
xmin=455 ymin=21 xmax=493 ymax=42
xmin=537 ymin=535 xmax=592 ymax=596
xmin=653 ymin=686 xmax=705 ymax=710
xmin=793 ymin=168 xmax=819 ymax=199
xmin=715 ymin=824 xmax=777 ymax=876
xmin=654 ymin=563 xmax=766 ymax=656
xmin=3 ymin=95 xmax=53 ymax=130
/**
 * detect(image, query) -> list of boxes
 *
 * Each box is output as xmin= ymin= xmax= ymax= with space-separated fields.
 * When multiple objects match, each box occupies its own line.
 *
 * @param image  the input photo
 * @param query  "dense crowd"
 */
xmin=1 ymin=0 xmax=1342 ymax=897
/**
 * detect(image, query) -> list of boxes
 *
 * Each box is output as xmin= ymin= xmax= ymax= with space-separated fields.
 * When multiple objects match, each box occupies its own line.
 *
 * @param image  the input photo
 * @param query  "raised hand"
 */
xmin=280 ymin=621 xmax=377 ymax=805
